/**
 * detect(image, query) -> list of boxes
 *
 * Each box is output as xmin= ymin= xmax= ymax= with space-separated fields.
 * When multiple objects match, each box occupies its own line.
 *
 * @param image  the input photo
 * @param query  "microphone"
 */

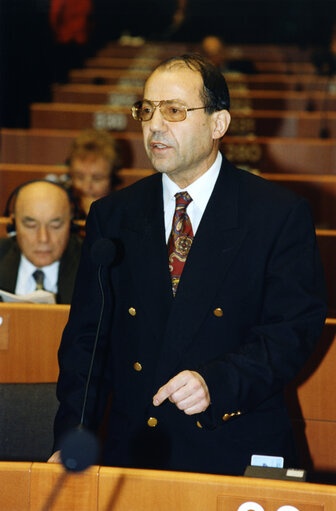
xmin=60 ymin=238 xmax=117 ymax=472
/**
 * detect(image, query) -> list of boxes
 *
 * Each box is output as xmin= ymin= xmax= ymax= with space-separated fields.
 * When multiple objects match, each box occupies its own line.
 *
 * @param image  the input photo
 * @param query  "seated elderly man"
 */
xmin=0 ymin=180 xmax=82 ymax=304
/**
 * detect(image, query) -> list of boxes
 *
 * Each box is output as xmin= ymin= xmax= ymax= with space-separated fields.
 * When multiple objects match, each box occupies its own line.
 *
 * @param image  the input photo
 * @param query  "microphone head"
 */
xmin=60 ymin=427 xmax=99 ymax=472
xmin=90 ymin=238 xmax=117 ymax=267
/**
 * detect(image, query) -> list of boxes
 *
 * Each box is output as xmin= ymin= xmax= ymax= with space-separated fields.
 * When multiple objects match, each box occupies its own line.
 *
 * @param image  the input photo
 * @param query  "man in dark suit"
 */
xmin=51 ymin=54 xmax=326 ymax=475
xmin=0 ymin=180 xmax=82 ymax=304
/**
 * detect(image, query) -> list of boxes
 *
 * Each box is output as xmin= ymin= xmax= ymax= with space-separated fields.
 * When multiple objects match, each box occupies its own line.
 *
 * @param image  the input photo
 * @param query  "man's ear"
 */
xmin=212 ymin=110 xmax=231 ymax=140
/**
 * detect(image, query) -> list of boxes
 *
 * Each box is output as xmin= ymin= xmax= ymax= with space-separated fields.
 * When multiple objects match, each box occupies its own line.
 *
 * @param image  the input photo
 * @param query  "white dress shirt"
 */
xmin=162 ymin=151 xmax=222 ymax=242
xmin=15 ymin=254 xmax=60 ymax=295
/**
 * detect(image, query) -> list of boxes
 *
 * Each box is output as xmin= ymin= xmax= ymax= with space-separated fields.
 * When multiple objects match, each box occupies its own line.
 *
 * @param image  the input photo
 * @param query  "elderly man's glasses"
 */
xmin=131 ymin=100 xmax=208 ymax=122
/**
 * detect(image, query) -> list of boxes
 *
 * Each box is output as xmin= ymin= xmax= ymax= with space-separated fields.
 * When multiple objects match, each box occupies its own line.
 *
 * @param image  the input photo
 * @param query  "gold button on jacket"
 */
xmin=213 ymin=307 xmax=223 ymax=317
xmin=222 ymin=411 xmax=242 ymax=421
xmin=147 ymin=417 xmax=158 ymax=427
xmin=133 ymin=362 xmax=142 ymax=371
xmin=128 ymin=307 xmax=136 ymax=316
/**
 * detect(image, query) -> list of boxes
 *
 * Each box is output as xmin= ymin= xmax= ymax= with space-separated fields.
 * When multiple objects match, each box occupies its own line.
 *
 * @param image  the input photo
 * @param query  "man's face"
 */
xmin=14 ymin=182 xmax=71 ymax=268
xmin=142 ymin=66 xmax=220 ymax=186
xmin=70 ymin=156 xmax=111 ymax=199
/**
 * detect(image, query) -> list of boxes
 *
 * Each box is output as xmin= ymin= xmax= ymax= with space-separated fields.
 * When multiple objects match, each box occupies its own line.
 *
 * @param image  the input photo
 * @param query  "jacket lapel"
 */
xmin=57 ymin=235 xmax=82 ymax=304
xmin=155 ymin=161 xmax=247 ymax=384
xmin=120 ymin=174 xmax=173 ymax=340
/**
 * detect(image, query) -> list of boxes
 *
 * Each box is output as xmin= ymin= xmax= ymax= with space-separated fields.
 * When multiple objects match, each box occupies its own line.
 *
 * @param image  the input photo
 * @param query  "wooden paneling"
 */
xmin=0 ymin=303 xmax=69 ymax=382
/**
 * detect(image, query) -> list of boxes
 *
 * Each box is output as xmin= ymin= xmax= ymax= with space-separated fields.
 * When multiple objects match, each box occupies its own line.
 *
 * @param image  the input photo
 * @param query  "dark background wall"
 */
xmin=0 ymin=0 xmax=335 ymax=128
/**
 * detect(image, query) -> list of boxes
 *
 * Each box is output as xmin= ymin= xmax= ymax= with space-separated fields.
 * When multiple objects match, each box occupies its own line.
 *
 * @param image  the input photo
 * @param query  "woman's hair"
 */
xmin=68 ymin=129 xmax=123 ymax=183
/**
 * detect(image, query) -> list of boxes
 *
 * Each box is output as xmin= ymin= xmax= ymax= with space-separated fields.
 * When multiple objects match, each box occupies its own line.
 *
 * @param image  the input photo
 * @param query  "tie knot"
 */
xmin=33 ymin=269 xmax=45 ymax=290
xmin=175 ymin=192 xmax=192 ymax=210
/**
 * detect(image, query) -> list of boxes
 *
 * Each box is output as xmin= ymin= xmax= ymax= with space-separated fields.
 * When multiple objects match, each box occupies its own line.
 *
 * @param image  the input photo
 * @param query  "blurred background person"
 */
xmin=49 ymin=0 xmax=94 ymax=83
xmin=0 ymin=181 xmax=82 ymax=304
xmin=201 ymin=35 xmax=257 ymax=74
xmin=66 ymin=129 xmax=123 ymax=219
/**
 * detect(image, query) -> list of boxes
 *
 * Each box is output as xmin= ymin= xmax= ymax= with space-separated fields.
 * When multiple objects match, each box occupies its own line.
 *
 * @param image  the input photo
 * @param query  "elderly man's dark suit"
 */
xmin=54 ymin=157 xmax=326 ymax=475
xmin=0 ymin=235 xmax=82 ymax=304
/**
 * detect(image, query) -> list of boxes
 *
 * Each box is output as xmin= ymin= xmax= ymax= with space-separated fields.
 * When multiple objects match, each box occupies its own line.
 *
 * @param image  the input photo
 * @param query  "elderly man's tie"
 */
xmin=33 ymin=269 xmax=45 ymax=290
xmin=168 ymin=192 xmax=194 ymax=296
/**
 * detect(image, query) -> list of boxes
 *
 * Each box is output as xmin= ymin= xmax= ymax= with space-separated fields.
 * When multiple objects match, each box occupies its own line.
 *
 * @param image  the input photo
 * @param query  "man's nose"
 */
xmin=37 ymin=225 xmax=49 ymax=243
xmin=148 ymin=106 xmax=167 ymax=132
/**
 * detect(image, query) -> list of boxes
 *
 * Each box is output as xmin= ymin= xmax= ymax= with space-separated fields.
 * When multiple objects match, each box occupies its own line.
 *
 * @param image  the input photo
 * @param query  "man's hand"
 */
xmin=153 ymin=370 xmax=210 ymax=415
xmin=48 ymin=450 xmax=61 ymax=463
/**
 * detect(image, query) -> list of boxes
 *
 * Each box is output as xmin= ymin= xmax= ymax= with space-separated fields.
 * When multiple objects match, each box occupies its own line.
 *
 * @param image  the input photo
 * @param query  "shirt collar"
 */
xmin=20 ymin=253 xmax=60 ymax=288
xmin=163 ymin=151 xmax=222 ymax=210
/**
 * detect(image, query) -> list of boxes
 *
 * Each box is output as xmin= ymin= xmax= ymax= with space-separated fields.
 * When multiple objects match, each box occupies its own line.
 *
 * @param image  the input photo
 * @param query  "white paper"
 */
xmin=0 ymin=288 xmax=56 ymax=304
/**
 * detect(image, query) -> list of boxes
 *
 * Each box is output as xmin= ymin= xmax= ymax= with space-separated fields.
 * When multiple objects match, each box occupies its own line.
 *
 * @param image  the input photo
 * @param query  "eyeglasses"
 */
xmin=131 ymin=99 xmax=208 ymax=122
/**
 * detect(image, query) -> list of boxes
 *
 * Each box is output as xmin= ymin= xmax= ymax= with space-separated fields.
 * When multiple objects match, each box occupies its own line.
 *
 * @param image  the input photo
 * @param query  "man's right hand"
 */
xmin=48 ymin=450 xmax=61 ymax=463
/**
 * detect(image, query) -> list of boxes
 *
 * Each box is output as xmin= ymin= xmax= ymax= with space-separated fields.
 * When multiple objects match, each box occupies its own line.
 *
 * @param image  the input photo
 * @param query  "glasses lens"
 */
xmin=132 ymin=101 xmax=145 ymax=121
xmin=132 ymin=100 xmax=155 ymax=121
xmin=161 ymin=101 xmax=186 ymax=122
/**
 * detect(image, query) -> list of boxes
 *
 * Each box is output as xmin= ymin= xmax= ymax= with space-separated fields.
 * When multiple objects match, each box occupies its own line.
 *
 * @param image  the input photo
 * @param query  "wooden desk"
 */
xmin=52 ymin=83 xmax=143 ymax=105
xmin=1 ymin=163 xmax=336 ymax=228
xmin=2 ymin=129 xmax=336 ymax=174
xmin=0 ymin=163 xmax=68 ymax=214
xmin=84 ymin=56 xmax=316 ymax=75
xmin=0 ymin=164 xmax=154 ymax=214
xmin=226 ymin=74 xmax=336 ymax=92
xmin=0 ymin=303 xmax=69 ymax=382
xmin=98 ymin=42 xmax=313 ymax=62
xmin=228 ymin=110 xmax=336 ymax=137
xmin=52 ymin=84 xmax=336 ymax=112
xmin=1 ymin=462 xmax=336 ymax=511
xmin=30 ymin=103 xmax=142 ymax=132
xmin=68 ymin=68 xmax=336 ymax=91
xmin=96 ymin=41 xmax=192 ymax=59
xmin=0 ymin=128 xmax=147 ymax=169
xmin=29 ymin=102 xmax=336 ymax=137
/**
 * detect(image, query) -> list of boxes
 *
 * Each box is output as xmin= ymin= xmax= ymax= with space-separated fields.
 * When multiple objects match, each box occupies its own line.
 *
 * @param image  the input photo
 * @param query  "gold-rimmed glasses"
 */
xmin=131 ymin=99 xmax=208 ymax=122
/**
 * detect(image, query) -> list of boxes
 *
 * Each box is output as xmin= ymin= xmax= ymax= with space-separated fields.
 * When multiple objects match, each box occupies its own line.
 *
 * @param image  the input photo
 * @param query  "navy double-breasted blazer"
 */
xmin=54 ymin=157 xmax=327 ymax=475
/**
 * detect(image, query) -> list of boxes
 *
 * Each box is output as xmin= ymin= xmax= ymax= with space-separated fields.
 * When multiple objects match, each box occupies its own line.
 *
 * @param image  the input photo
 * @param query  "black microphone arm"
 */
xmin=60 ymin=238 xmax=117 ymax=472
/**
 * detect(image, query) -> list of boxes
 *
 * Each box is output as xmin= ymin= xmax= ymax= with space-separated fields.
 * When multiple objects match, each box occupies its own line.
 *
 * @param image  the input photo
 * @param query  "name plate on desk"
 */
xmin=107 ymin=93 xmax=137 ymax=106
xmin=218 ymin=496 xmax=324 ymax=511
xmin=93 ymin=112 xmax=128 ymax=131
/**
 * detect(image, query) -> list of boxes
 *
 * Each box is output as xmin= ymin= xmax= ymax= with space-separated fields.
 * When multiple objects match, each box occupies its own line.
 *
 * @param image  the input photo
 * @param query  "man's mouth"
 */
xmin=150 ymin=142 xmax=170 ymax=150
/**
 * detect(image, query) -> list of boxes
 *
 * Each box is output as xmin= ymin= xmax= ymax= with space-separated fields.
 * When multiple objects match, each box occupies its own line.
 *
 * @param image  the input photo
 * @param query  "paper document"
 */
xmin=0 ymin=289 xmax=56 ymax=304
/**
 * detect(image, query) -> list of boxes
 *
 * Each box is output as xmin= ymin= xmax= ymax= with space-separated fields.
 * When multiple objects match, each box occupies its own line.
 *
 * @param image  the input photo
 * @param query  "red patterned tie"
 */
xmin=168 ymin=192 xmax=194 ymax=296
